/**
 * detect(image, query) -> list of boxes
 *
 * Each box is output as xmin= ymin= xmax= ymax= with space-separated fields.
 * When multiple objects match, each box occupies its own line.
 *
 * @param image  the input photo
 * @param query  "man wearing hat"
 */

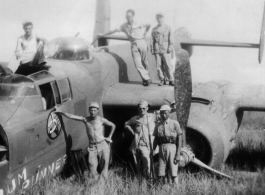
xmin=55 ymin=102 xmax=116 ymax=179
xmin=15 ymin=21 xmax=49 ymax=75
xmin=124 ymin=100 xmax=156 ymax=176
xmin=153 ymin=105 xmax=182 ymax=184
xmin=151 ymin=13 xmax=174 ymax=86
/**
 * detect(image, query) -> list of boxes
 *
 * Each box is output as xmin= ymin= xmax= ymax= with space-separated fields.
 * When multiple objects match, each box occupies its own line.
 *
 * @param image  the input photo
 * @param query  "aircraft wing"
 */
xmin=99 ymin=35 xmax=129 ymax=41
xmin=103 ymin=83 xmax=174 ymax=107
xmin=179 ymin=39 xmax=259 ymax=49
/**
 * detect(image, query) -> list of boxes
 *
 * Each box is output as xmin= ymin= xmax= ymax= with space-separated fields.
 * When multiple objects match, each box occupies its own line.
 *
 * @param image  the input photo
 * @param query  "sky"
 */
xmin=0 ymin=0 xmax=265 ymax=84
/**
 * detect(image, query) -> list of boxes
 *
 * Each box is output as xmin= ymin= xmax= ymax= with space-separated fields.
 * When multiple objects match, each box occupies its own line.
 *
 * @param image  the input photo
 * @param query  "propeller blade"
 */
xmin=192 ymin=157 xmax=233 ymax=180
xmin=259 ymin=1 xmax=265 ymax=63
xmin=0 ymin=145 xmax=7 ymax=152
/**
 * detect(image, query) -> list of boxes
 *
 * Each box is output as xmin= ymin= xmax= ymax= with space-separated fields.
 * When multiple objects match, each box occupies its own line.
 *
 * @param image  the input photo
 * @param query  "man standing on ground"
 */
xmin=124 ymin=100 xmax=156 ymax=176
xmin=15 ymin=21 xmax=49 ymax=75
xmin=153 ymin=105 xmax=182 ymax=184
xmin=100 ymin=9 xmax=152 ymax=86
xmin=55 ymin=102 xmax=116 ymax=179
xmin=151 ymin=13 xmax=174 ymax=86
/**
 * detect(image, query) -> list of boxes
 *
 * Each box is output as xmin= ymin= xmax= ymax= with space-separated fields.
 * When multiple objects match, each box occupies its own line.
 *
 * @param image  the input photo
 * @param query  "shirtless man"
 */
xmin=15 ymin=21 xmax=49 ymax=75
xmin=55 ymin=102 xmax=116 ymax=179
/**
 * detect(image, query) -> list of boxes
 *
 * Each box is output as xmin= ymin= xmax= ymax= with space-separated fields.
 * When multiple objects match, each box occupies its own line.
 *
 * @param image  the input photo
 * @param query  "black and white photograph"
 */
xmin=0 ymin=0 xmax=265 ymax=194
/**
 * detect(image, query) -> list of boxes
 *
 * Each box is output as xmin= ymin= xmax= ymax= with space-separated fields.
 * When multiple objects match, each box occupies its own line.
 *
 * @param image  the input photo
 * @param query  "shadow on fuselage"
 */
xmin=99 ymin=47 xmax=129 ymax=83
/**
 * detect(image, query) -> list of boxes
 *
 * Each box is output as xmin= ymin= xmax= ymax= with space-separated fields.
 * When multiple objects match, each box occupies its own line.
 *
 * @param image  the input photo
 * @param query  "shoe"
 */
xmin=169 ymin=81 xmax=174 ymax=86
xmin=163 ymin=80 xmax=167 ymax=85
xmin=158 ymin=80 xmax=164 ymax=86
xmin=143 ymin=80 xmax=148 ymax=86
xmin=147 ymin=79 xmax=152 ymax=85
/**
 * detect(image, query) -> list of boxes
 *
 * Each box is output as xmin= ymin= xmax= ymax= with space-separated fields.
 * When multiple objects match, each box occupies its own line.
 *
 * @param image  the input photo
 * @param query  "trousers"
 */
xmin=87 ymin=140 xmax=110 ymax=179
xmin=136 ymin=145 xmax=151 ymax=176
xmin=155 ymin=53 xmax=174 ymax=81
xmin=158 ymin=143 xmax=179 ymax=177
xmin=131 ymin=40 xmax=150 ymax=81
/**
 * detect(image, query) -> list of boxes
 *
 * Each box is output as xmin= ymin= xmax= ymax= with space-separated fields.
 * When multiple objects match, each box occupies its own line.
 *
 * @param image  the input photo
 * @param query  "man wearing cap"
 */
xmin=55 ymin=102 xmax=116 ymax=179
xmin=153 ymin=105 xmax=182 ymax=184
xmin=15 ymin=21 xmax=49 ymax=75
xmin=151 ymin=13 xmax=174 ymax=86
xmin=124 ymin=100 xmax=156 ymax=176
xmin=100 ymin=9 xmax=152 ymax=86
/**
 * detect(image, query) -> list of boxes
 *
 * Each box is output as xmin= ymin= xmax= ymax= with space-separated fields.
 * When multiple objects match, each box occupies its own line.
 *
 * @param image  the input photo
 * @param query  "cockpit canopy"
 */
xmin=48 ymin=37 xmax=92 ymax=61
xmin=0 ymin=75 xmax=37 ymax=100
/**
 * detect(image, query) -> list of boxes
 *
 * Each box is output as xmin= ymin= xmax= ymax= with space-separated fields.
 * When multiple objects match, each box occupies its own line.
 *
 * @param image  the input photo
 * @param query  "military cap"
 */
xmin=160 ymin=104 xmax=171 ymax=111
xmin=89 ymin=102 xmax=100 ymax=109
xmin=138 ymin=100 xmax=149 ymax=108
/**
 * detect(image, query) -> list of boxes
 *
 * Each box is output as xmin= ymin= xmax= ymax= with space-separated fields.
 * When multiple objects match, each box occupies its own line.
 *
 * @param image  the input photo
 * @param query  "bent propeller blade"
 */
xmin=192 ymin=157 xmax=234 ymax=180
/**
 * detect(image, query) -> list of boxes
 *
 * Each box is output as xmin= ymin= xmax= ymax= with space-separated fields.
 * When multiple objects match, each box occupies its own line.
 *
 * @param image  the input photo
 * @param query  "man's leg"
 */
xmin=168 ymin=144 xmax=179 ymax=185
xmin=99 ymin=141 xmax=110 ymax=179
xmin=87 ymin=146 xmax=99 ymax=179
xmin=161 ymin=53 xmax=174 ymax=85
xmin=139 ymin=146 xmax=151 ymax=177
xmin=155 ymin=54 xmax=165 ymax=86
xmin=131 ymin=42 xmax=151 ymax=84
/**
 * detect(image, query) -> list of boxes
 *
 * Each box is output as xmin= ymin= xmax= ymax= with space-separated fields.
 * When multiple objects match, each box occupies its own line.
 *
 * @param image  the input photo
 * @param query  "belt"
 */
xmin=89 ymin=139 xmax=105 ymax=146
xmin=158 ymin=136 xmax=177 ymax=145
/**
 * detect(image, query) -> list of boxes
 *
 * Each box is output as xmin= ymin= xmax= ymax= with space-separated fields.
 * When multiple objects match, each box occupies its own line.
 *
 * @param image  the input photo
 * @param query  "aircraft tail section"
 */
xmin=177 ymin=2 xmax=265 ymax=64
xmin=93 ymin=0 xmax=110 ymax=47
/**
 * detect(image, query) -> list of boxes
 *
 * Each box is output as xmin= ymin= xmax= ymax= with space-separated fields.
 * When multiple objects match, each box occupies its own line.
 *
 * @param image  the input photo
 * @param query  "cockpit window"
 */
xmin=0 ymin=84 xmax=37 ymax=100
xmin=48 ymin=37 xmax=92 ymax=61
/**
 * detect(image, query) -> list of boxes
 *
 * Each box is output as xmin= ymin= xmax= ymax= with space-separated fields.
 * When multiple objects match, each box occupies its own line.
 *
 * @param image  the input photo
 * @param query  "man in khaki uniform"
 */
xmin=153 ymin=105 xmax=182 ymax=184
xmin=55 ymin=102 xmax=116 ymax=179
xmin=100 ymin=9 xmax=152 ymax=86
xmin=124 ymin=100 xmax=156 ymax=176
xmin=151 ymin=13 xmax=174 ymax=86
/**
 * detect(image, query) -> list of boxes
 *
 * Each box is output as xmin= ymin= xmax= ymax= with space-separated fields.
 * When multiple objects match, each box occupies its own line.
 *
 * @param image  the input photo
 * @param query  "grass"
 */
xmin=22 ymin=112 xmax=265 ymax=195
xmin=22 ymin=130 xmax=265 ymax=195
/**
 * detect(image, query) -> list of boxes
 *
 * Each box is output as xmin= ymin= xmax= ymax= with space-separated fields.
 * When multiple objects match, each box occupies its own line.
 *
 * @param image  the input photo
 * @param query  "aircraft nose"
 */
xmin=0 ymin=125 xmax=9 ymax=192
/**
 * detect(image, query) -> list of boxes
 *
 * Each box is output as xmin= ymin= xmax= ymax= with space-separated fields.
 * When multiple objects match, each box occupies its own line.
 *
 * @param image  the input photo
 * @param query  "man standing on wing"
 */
xmin=124 ymin=100 xmax=156 ymax=177
xmin=151 ymin=13 xmax=174 ymax=86
xmin=15 ymin=21 xmax=49 ymax=75
xmin=100 ymin=9 xmax=152 ymax=86
xmin=153 ymin=105 xmax=182 ymax=184
xmin=55 ymin=102 xmax=116 ymax=179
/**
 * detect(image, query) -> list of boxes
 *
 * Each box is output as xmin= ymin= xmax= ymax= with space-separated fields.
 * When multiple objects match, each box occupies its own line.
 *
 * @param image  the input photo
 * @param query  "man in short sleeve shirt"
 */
xmin=100 ymin=9 xmax=152 ymax=86
xmin=153 ymin=105 xmax=182 ymax=184
xmin=124 ymin=100 xmax=156 ymax=176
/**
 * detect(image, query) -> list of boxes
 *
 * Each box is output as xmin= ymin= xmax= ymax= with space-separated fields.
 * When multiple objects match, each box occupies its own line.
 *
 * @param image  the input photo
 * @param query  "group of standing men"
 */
xmin=101 ymin=9 xmax=175 ymax=87
xmin=55 ymin=99 xmax=182 ymax=185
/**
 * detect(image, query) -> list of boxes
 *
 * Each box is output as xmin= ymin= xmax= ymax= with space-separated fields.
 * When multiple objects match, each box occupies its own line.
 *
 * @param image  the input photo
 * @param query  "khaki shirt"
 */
xmin=151 ymin=24 xmax=173 ymax=54
xmin=125 ymin=113 xmax=155 ymax=153
xmin=117 ymin=22 xmax=148 ymax=43
xmin=153 ymin=118 xmax=182 ymax=138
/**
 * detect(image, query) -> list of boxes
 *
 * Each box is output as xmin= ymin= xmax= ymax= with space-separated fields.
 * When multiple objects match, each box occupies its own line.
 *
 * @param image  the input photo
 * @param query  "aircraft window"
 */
xmin=57 ymin=78 xmax=72 ymax=103
xmin=51 ymin=81 xmax=61 ymax=105
xmin=39 ymin=82 xmax=60 ymax=110
xmin=28 ymin=71 xmax=53 ymax=81
xmin=0 ymin=84 xmax=37 ymax=100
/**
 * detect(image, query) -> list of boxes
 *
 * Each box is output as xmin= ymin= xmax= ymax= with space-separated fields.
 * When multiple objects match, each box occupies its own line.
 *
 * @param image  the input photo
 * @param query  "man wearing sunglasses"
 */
xmin=124 ymin=100 xmax=156 ymax=177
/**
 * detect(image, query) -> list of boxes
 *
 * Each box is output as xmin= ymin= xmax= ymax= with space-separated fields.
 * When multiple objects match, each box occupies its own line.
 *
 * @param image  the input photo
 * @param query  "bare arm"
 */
xmin=143 ymin=23 xmax=151 ymax=37
xmin=99 ymin=29 xmax=119 ymax=37
xmin=102 ymin=118 xmax=116 ymax=139
xmin=15 ymin=38 xmax=22 ymax=59
xmin=124 ymin=121 xmax=135 ymax=135
xmin=58 ymin=111 xmax=85 ymax=122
